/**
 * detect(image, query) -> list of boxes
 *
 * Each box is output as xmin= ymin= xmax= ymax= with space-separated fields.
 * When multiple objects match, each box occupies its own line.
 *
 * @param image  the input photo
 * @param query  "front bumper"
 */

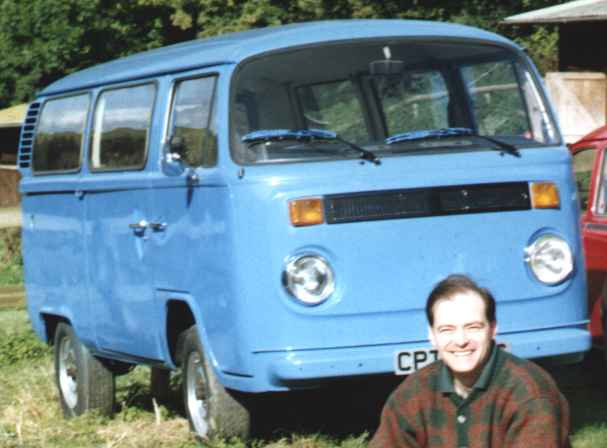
xmin=217 ymin=323 xmax=590 ymax=392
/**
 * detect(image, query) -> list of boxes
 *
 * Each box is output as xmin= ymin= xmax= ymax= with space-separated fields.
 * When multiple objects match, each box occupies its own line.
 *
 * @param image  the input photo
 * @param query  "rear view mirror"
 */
xmin=369 ymin=59 xmax=404 ymax=76
xmin=369 ymin=45 xmax=406 ymax=97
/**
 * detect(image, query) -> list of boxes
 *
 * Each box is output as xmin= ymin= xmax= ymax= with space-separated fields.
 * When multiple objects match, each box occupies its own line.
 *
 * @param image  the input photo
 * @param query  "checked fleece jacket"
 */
xmin=369 ymin=345 xmax=570 ymax=448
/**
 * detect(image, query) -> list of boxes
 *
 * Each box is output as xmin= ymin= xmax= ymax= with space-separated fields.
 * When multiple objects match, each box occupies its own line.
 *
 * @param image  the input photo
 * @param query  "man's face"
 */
xmin=428 ymin=290 xmax=497 ymax=385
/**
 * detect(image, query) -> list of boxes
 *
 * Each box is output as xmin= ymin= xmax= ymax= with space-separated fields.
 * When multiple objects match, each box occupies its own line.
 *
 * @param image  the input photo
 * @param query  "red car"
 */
xmin=571 ymin=125 xmax=607 ymax=343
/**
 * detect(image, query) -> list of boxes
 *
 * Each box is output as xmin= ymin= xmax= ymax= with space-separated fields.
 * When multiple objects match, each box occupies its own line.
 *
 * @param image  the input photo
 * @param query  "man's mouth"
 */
xmin=451 ymin=350 xmax=474 ymax=357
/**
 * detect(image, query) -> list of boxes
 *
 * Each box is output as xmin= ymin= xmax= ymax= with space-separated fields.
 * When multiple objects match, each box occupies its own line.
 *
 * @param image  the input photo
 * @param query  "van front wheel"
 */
xmin=54 ymin=322 xmax=115 ymax=417
xmin=180 ymin=326 xmax=251 ymax=440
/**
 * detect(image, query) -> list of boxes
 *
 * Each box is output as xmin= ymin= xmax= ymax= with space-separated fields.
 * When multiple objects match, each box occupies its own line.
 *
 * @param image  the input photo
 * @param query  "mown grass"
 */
xmin=2 ymin=304 xmax=607 ymax=447
xmin=0 ymin=307 xmax=373 ymax=447
xmin=0 ymin=227 xmax=23 ymax=285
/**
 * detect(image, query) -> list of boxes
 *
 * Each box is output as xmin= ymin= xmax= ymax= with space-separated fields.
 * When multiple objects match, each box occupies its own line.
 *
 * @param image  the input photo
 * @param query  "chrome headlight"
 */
xmin=283 ymin=255 xmax=335 ymax=305
xmin=525 ymin=234 xmax=573 ymax=285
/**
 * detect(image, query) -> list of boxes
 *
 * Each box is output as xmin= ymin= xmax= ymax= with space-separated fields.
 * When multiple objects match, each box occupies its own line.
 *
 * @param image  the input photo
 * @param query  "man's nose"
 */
xmin=453 ymin=328 xmax=469 ymax=345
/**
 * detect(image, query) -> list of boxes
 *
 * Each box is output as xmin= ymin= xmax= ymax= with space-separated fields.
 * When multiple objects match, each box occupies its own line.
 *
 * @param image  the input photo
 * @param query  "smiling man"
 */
xmin=370 ymin=274 xmax=571 ymax=448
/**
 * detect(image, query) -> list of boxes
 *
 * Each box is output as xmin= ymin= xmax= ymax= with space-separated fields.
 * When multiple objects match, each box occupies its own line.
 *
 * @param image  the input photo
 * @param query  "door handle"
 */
xmin=128 ymin=220 xmax=167 ymax=233
xmin=149 ymin=222 xmax=167 ymax=232
xmin=129 ymin=220 xmax=148 ymax=231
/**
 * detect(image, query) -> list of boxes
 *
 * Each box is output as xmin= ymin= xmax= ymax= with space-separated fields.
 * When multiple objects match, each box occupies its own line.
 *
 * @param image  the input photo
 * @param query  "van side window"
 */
xmin=169 ymin=76 xmax=218 ymax=167
xmin=462 ymin=61 xmax=530 ymax=137
xmin=572 ymin=148 xmax=597 ymax=212
xmin=33 ymin=94 xmax=89 ymax=173
xmin=90 ymin=84 xmax=156 ymax=171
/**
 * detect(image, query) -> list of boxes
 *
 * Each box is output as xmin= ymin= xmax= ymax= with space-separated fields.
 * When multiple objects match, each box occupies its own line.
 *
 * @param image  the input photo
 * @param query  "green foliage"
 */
xmin=0 ymin=325 xmax=50 ymax=365
xmin=0 ymin=227 xmax=23 ymax=285
xmin=0 ymin=0 xmax=190 ymax=108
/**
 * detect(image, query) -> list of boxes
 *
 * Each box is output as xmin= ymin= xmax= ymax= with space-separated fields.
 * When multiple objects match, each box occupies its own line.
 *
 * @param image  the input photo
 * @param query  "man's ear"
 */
xmin=490 ymin=322 xmax=498 ymax=339
xmin=428 ymin=326 xmax=437 ymax=348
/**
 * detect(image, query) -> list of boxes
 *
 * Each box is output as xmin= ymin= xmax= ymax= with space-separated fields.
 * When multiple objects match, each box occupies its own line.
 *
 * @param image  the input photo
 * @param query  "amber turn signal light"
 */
xmin=531 ymin=182 xmax=560 ymax=209
xmin=289 ymin=198 xmax=324 ymax=226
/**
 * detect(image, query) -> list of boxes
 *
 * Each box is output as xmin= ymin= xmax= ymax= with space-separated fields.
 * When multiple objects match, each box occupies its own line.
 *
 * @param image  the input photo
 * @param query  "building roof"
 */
xmin=40 ymin=19 xmax=517 ymax=97
xmin=503 ymin=0 xmax=607 ymax=25
xmin=0 ymin=104 xmax=26 ymax=128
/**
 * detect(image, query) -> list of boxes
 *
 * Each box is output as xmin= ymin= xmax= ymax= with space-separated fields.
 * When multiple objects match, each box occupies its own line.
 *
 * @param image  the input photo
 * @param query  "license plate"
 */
xmin=393 ymin=342 xmax=510 ymax=375
xmin=394 ymin=347 xmax=439 ymax=375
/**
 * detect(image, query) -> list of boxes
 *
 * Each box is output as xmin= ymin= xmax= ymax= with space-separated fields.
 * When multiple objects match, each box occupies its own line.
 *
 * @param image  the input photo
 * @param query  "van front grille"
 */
xmin=324 ymin=182 xmax=531 ymax=224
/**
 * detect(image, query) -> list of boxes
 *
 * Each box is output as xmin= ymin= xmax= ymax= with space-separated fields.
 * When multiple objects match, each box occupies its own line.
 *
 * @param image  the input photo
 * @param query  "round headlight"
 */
xmin=525 ymin=234 xmax=573 ymax=285
xmin=283 ymin=255 xmax=335 ymax=305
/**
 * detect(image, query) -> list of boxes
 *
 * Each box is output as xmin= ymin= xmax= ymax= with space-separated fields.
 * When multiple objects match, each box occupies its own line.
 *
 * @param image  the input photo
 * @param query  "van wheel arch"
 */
xmin=42 ymin=313 xmax=69 ymax=345
xmin=166 ymin=299 xmax=196 ymax=366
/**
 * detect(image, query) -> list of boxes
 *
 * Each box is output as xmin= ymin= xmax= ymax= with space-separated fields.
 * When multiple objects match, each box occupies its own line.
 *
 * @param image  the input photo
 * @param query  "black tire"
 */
xmin=180 ymin=325 xmax=251 ymax=440
xmin=150 ymin=367 xmax=172 ymax=404
xmin=53 ymin=322 xmax=115 ymax=417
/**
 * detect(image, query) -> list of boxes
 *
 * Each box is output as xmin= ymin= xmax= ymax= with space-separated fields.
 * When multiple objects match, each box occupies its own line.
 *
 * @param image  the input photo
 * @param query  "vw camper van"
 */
xmin=19 ymin=20 xmax=590 ymax=438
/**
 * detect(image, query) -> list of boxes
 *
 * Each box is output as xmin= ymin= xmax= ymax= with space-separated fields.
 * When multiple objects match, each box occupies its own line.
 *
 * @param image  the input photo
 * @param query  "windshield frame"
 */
xmin=228 ymin=37 xmax=562 ymax=166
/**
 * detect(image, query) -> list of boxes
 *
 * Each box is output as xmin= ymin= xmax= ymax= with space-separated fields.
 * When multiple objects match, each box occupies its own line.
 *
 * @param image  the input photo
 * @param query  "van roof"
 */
xmin=40 ymin=19 xmax=517 ymax=96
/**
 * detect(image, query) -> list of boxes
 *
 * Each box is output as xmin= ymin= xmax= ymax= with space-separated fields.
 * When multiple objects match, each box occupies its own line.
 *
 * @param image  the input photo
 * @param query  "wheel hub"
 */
xmin=186 ymin=352 xmax=209 ymax=437
xmin=58 ymin=337 xmax=78 ymax=409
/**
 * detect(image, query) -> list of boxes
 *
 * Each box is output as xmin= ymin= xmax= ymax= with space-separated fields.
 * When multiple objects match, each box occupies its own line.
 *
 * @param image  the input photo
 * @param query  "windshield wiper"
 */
xmin=385 ymin=127 xmax=520 ymax=158
xmin=242 ymin=128 xmax=381 ymax=165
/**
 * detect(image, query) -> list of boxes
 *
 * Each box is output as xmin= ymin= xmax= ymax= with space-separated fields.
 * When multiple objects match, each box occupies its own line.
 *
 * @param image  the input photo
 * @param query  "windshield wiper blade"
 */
xmin=242 ymin=128 xmax=337 ymax=144
xmin=385 ymin=127 xmax=475 ymax=145
xmin=475 ymin=134 xmax=521 ymax=158
xmin=242 ymin=128 xmax=381 ymax=165
xmin=385 ymin=127 xmax=520 ymax=157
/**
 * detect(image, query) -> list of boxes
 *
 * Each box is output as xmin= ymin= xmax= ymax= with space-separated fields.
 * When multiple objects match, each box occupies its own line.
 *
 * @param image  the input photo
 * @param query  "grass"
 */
xmin=0 ymin=307 xmax=373 ymax=447
xmin=2 ymin=302 xmax=607 ymax=447
xmin=0 ymin=227 xmax=23 ymax=285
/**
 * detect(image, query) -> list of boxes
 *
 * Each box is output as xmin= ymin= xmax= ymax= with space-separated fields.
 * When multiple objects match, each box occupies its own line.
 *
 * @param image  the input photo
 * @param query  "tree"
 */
xmin=0 ymin=0 xmax=188 ymax=107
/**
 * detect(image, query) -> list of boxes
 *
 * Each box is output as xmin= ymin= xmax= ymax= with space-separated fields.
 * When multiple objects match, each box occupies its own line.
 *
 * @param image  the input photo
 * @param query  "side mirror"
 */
xmin=161 ymin=136 xmax=186 ymax=176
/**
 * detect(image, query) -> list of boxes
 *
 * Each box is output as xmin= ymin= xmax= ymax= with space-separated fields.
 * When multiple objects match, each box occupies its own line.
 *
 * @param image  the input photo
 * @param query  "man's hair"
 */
xmin=425 ymin=274 xmax=496 ymax=326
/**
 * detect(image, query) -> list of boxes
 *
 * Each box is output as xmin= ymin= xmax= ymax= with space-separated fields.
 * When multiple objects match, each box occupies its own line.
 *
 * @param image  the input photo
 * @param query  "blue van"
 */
xmin=19 ymin=20 xmax=590 ymax=439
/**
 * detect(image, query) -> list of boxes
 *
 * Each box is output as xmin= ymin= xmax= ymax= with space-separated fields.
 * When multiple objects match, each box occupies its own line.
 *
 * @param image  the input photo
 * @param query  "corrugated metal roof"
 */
xmin=503 ymin=0 xmax=607 ymax=24
xmin=39 ymin=19 xmax=517 ymax=97
xmin=0 ymin=104 xmax=26 ymax=128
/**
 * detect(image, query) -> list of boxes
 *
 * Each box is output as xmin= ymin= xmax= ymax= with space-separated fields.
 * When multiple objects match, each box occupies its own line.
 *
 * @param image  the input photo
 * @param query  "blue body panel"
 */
xmin=20 ymin=20 xmax=590 ymax=393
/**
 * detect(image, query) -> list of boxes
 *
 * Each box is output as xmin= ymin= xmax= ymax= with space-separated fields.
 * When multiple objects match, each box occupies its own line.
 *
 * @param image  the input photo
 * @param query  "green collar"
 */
xmin=438 ymin=342 xmax=500 ymax=394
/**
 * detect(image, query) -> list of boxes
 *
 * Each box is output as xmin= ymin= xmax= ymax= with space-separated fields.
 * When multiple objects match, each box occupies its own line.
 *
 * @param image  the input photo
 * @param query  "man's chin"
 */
xmin=445 ymin=357 xmax=480 ymax=374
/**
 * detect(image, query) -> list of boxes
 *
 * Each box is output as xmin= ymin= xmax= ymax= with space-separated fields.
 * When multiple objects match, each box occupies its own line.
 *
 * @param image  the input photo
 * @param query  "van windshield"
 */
xmin=230 ymin=40 xmax=559 ymax=164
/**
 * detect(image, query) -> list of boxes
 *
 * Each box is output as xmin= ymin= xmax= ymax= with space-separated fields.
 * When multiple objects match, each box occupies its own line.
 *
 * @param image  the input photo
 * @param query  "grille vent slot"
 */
xmin=17 ymin=102 xmax=41 ymax=169
xmin=325 ymin=182 xmax=531 ymax=224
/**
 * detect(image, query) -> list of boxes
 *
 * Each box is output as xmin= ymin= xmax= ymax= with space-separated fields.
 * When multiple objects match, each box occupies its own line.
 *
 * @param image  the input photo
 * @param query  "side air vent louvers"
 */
xmin=17 ymin=102 xmax=42 ymax=169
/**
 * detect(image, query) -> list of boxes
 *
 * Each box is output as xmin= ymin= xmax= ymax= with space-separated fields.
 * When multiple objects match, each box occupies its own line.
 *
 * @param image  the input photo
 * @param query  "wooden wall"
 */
xmin=0 ymin=168 xmax=20 ymax=207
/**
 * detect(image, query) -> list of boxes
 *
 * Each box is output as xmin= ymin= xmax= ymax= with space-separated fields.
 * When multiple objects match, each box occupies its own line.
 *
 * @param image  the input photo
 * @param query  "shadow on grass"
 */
xmin=249 ymin=376 xmax=400 ymax=441
xmin=550 ymin=348 xmax=607 ymax=432
xmin=113 ymin=367 xmax=400 ymax=442
xmin=115 ymin=369 xmax=185 ymax=419
xmin=110 ymin=351 xmax=607 ymax=444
